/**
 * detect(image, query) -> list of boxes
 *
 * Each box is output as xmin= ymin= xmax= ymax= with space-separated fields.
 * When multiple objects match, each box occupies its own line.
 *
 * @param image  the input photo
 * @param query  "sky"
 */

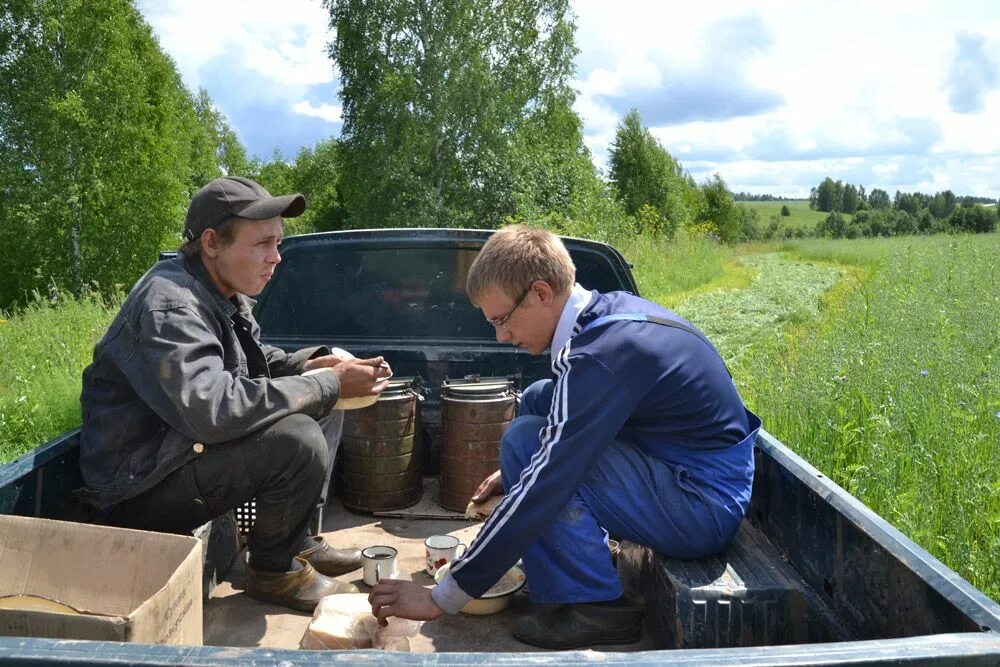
xmin=136 ymin=0 xmax=1000 ymax=199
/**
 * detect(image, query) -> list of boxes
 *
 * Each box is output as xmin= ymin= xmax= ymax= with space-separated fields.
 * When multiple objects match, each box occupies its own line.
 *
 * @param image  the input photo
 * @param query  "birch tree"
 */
xmin=325 ymin=0 xmax=585 ymax=229
xmin=0 ymin=0 xmax=232 ymax=307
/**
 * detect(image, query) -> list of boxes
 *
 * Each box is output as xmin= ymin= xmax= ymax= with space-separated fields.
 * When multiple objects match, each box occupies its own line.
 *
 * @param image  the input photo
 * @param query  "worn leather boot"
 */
xmin=512 ymin=599 xmax=643 ymax=649
xmin=298 ymin=536 xmax=363 ymax=577
xmin=245 ymin=557 xmax=359 ymax=612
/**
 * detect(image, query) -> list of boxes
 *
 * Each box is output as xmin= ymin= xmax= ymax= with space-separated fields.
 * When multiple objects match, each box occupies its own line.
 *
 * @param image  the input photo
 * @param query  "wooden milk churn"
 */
xmin=341 ymin=377 xmax=423 ymax=512
xmin=437 ymin=376 xmax=518 ymax=511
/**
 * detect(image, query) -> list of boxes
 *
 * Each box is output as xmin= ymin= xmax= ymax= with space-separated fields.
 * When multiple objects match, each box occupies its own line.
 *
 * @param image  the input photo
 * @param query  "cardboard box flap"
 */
xmin=129 ymin=539 xmax=203 ymax=644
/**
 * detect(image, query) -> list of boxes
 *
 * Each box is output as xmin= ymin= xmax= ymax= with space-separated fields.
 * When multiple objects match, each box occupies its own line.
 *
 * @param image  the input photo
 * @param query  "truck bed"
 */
xmin=3 ymin=429 xmax=1000 ymax=665
xmin=205 ymin=479 xmax=658 ymax=653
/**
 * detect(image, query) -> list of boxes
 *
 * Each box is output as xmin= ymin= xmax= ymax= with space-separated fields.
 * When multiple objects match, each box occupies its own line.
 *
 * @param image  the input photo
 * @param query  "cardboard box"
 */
xmin=0 ymin=515 xmax=202 ymax=645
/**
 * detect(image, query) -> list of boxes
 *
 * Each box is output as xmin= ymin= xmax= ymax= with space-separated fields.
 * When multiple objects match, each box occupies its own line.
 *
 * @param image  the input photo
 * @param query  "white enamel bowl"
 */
xmin=302 ymin=348 xmax=391 ymax=410
xmin=434 ymin=562 xmax=526 ymax=615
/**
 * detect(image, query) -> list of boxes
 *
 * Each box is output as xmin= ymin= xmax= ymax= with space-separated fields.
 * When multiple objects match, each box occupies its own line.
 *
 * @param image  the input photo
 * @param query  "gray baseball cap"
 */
xmin=184 ymin=176 xmax=306 ymax=241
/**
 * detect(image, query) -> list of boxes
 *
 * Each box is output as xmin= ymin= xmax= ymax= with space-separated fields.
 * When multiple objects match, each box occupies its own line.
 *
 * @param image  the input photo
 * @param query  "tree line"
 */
xmin=732 ymin=193 xmax=794 ymax=202
xmin=0 ymin=0 xmax=748 ymax=310
xmin=808 ymin=177 xmax=998 ymax=239
xmin=809 ymin=177 xmax=997 ymax=214
xmin=2 ymin=1 xmax=996 ymax=311
xmin=0 ymin=0 xmax=262 ymax=308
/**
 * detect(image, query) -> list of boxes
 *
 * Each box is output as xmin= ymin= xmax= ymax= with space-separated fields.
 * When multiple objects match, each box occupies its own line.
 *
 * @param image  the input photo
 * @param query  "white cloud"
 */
xmin=136 ymin=0 xmax=1000 ymax=196
xmin=571 ymin=0 xmax=1000 ymax=196
xmin=138 ymin=0 xmax=339 ymax=158
xmin=138 ymin=0 xmax=334 ymax=93
xmin=293 ymin=101 xmax=342 ymax=124
xmin=943 ymin=31 xmax=1000 ymax=113
xmin=581 ymin=58 xmax=663 ymax=98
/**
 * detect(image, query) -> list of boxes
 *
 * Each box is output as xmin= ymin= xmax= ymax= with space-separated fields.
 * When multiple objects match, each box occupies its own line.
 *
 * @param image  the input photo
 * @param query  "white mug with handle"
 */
xmin=424 ymin=534 xmax=467 ymax=576
xmin=362 ymin=545 xmax=398 ymax=586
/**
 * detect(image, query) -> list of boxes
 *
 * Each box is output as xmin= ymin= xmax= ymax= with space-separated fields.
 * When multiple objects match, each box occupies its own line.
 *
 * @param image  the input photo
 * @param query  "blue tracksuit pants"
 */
xmin=502 ymin=379 xmax=755 ymax=604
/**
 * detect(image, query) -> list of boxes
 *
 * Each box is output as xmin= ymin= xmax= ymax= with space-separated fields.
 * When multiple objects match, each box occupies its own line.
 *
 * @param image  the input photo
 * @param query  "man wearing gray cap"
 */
xmin=79 ymin=176 xmax=391 ymax=611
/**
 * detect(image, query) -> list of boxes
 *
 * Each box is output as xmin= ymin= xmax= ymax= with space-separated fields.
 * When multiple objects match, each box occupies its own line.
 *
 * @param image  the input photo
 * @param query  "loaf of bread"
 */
xmin=300 ymin=594 xmax=378 ymax=650
xmin=300 ymin=592 xmax=421 ymax=651
xmin=465 ymin=495 xmax=501 ymax=520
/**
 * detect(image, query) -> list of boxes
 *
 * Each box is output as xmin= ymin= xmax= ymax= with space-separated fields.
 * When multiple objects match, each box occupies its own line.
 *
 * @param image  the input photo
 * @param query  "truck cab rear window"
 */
xmin=255 ymin=244 xmax=624 ymax=340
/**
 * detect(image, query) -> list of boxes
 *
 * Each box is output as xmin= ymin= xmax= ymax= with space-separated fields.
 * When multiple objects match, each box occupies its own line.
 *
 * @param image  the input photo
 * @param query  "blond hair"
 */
xmin=466 ymin=225 xmax=575 ymax=302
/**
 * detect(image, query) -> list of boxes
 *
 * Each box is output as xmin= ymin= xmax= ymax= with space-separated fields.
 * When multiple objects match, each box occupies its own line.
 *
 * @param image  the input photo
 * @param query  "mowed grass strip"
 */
xmin=672 ymin=251 xmax=843 ymax=365
xmin=736 ymin=233 xmax=1000 ymax=602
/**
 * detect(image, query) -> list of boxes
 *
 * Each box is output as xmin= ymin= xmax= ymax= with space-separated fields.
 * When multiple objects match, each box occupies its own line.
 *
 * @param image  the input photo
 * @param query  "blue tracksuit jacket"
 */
xmin=441 ymin=289 xmax=756 ymax=603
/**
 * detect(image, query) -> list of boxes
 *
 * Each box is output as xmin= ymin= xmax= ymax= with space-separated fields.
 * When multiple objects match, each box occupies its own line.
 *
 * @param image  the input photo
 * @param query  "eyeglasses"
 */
xmin=486 ymin=284 xmax=532 ymax=329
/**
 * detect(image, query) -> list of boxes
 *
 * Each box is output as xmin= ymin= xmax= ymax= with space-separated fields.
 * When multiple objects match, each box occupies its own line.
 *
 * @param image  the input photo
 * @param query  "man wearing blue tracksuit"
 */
xmin=369 ymin=225 xmax=761 ymax=649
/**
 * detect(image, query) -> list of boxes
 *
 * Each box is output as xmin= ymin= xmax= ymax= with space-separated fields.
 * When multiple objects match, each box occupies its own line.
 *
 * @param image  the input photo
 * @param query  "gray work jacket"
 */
xmin=78 ymin=254 xmax=341 ymax=509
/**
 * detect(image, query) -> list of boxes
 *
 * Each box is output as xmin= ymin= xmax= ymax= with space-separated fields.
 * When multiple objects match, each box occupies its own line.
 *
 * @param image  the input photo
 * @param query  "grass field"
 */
xmin=1 ymin=231 xmax=998 ymax=603
xmin=741 ymin=199 xmax=844 ymax=234
xmin=675 ymin=233 xmax=997 ymax=602
xmin=0 ymin=290 xmax=119 ymax=463
xmin=618 ymin=231 xmax=736 ymax=306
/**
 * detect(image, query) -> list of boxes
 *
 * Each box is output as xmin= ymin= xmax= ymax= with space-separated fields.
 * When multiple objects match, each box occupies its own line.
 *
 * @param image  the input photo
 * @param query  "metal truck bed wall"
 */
xmin=750 ymin=431 xmax=1000 ymax=640
xmin=2 ymin=633 xmax=1000 ymax=666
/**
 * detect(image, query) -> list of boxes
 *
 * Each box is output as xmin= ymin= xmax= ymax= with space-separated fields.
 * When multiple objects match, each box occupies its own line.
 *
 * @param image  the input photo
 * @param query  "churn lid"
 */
xmin=441 ymin=375 xmax=514 ymax=398
xmin=381 ymin=376 xmax=420 ymax=397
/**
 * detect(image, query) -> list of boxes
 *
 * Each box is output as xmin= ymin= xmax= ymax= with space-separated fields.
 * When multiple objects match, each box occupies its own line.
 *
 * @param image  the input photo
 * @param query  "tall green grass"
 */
xmin=734 ymin=233 xmax=1000 ymax=601
xmin=619 ymin=231 xmax=735 ymax=305
xmin=0 ymin=290 xmax=118 ymax=462
xmin=618 ymin=231 xmax=1000 ymax=601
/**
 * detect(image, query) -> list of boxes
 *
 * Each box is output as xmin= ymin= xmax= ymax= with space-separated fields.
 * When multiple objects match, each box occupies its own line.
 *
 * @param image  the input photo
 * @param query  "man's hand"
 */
xmin=471 ymin=469 xmax=503 ymax=502
xmin=302 ymin=353 xmax=392 ymax=408
xmin=303 ymin=348 xmax=392 ymax=382
xmin=302 ymin=354 xmax=347 ymax=373
xmin=368 ymin=579 xmax=444 ymax=626
xmin=332 ymin=356 xmax=393 ymax=398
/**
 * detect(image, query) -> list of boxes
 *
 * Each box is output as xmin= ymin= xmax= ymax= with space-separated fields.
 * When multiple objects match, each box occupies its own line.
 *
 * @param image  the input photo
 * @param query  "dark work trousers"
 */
xmin=102 ymin=410 xmax=345 ymax=572
xmin=314 ymin=409 xmax=345 ymax=533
